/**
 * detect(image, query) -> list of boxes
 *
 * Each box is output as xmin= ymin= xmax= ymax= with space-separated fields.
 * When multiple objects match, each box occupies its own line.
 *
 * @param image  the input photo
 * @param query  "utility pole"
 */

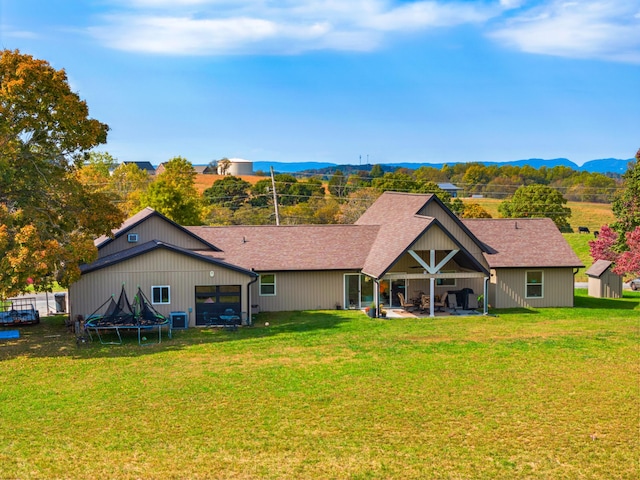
xmin=270 ymin=166 xmax=280 ymax=226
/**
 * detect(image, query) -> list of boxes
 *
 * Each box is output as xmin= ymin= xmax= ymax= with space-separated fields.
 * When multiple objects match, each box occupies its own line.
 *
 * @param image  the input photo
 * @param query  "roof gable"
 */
xmin=95 ymin=207 xmax=220 ymax=252
xmin=81 ymin=240 xmax=256 ymax=276
xmin=356 ymin=192 xmax=490 ymax=278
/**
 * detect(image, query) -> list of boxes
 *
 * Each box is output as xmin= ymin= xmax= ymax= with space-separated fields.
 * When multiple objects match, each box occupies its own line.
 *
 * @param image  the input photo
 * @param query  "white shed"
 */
xmin=586 ymin=259 xmax=623 ymax=298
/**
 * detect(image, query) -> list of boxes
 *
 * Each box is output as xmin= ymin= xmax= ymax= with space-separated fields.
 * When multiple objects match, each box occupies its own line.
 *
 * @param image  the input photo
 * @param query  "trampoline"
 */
xmin=85 ymin=286 xmax=171 ymax=345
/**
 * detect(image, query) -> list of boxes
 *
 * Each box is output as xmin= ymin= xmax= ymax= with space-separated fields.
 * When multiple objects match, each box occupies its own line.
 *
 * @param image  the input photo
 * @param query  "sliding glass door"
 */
xmin=344 ymin=274 xmax=374 ymax=309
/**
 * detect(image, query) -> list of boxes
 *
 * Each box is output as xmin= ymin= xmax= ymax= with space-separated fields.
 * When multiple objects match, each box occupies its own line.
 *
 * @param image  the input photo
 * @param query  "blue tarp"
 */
xmin=0 ymin=330 xmax=20 ymax=340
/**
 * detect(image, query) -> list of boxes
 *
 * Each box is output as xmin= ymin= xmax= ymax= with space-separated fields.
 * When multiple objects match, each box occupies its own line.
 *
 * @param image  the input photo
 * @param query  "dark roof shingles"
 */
xmin=463 ymin=218 xmax=583 ymax=268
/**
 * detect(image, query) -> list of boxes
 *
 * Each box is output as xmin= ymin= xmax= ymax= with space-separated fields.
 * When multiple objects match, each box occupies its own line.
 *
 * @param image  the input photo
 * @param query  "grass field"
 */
xmin=1 ymin=290 xmax=638 ymax=479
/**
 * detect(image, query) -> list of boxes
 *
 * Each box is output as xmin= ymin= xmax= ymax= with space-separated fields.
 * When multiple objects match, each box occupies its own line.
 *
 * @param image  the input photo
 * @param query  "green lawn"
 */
xmin=564 ymin=233 xmax=596 ymax=282
xmin=1 ymin=291 xmax=638 ymax=479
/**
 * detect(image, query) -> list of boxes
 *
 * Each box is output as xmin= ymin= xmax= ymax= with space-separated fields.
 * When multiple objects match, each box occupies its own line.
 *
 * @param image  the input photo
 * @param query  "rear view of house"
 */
xmin=69 ymin=192 xmax=583 ymax=326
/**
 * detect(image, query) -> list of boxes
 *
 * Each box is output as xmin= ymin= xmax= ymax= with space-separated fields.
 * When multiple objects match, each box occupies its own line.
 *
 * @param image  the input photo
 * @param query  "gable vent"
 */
xmin=127 ymin=233 xmax=139 ymax=243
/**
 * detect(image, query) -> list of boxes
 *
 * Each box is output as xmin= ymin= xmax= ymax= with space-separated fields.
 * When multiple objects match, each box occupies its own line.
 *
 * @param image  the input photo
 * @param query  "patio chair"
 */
xmin=467 ymin=295 xmax=479 ymax=310
xmin=419 ymin=294 xmax=430 ymax=312
xmin=433 ymin=293 xmax=448 ymax=312
xmin=397 ymin=293 xmax=415 ymax=311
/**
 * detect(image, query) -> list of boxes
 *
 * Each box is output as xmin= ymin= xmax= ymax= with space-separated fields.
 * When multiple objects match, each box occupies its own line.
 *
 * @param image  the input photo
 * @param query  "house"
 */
xmin=156 ymin=163 xmax=216 ymax=175
xmin=68 ymin=192 xmax=583 ymax=326
xmin=437 ymin=182 xmax=462 ymax=198
xmin=122 ymin=161 xmax=155 ymax=174
xmin=586 ymin=260 xmax=622 ymax=298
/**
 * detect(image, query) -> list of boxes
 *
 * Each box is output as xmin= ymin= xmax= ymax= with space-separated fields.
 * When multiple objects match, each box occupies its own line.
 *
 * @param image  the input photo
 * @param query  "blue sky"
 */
xmin=2 ymin=0 xmax=639 ymax=166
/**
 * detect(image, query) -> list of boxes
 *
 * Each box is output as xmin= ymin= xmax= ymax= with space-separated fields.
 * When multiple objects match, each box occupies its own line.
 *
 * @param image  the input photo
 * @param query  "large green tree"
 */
xmin=499 ymin=184 xmax=572 ymax=232
xmin=0 ymin=49 xmax=123 ymax=298
xmin=204 ymin=175 xmax=251 ymax=211
xmin=108 ymin=162 xmax=151 ymax=216
xmin=140 ymin=156 xmax=202 ymax=225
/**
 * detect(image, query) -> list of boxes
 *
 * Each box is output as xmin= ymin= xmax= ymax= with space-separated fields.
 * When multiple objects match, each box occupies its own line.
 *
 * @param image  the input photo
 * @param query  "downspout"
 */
xmin=483 ymin=276 xmax=490 ymax=315
xmin=573 ymin=267 xmax=580 ymax=307
xmin=247 ymin=273 xmax=259 ymax=326
xmin=373 ymin=279 xmax=380 ymax=318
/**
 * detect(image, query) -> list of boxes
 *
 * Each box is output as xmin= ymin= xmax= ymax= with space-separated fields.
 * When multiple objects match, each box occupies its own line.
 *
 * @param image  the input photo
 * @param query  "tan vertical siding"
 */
xmin=251 ymin=271 xmax=350 ymax=312
xmin=492 ymin=268 xmax=575 ymax=308
xmin=99 ymin=216 xmax=207 ymax=258
xmin=418 ymin=203 xmax=488 ymax=269
xmin=411 ymin=226 xmax=457 ymax=251
xmin=588 ymin=272 xmax=622 ymax=298
xmin=69 ymin=249 xmax=253 ymax=326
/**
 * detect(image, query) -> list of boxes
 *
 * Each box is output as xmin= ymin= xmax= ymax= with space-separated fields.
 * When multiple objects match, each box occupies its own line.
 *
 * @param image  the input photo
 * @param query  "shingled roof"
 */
xmin=585 ymin=259 xmax=614 ymax=278
xmin=189 ymin=224 xmax=379 ymax=272
xmin=90 ymin=193 xmax=582 ymax=277
xmin=463 ymin=218 xmax=583 ymax=268
xmin=82 ymin=240 xmax=255 ymax=276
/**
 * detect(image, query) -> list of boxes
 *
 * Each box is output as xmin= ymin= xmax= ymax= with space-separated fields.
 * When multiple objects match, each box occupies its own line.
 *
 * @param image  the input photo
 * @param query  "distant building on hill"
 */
xmin=437 ymin=183 xmax=462 ymax=198
xmin=217 ymin=158 xmax=254 ymax=176
xmin=122 ymin=161 xmax=155 ymax=174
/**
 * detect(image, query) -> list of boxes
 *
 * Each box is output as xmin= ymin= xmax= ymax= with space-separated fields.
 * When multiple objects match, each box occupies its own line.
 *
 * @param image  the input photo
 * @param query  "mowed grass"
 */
xmin=1 ymin=290 xmax=638 ymax=479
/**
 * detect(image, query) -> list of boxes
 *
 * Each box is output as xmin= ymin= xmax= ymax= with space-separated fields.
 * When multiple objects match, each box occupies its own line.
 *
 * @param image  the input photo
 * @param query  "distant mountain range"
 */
xmin=254 ymin=158 xmax=633 ymax=176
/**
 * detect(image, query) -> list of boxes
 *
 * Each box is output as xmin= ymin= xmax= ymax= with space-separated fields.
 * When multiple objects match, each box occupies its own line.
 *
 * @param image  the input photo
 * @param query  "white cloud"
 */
xmin=490 ymin=0 xmax=640 ymax=63
xmin=0 ymin=26 xmax=40 ymax=40
xmin=88 ymin=1 xmax=503 ymax=55
xmin=499 ymin=0 xmax=527 ymax=8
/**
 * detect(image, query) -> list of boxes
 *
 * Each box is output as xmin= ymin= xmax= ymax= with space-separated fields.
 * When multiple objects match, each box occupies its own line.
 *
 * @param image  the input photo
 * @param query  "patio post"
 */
xmin=429 ymin=277 xmax=435 ymax=317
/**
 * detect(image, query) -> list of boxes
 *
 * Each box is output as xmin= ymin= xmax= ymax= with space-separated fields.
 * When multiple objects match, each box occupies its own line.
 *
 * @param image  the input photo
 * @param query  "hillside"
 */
xmin=194 ymin=173 xmax=267 ymax=193
xmin=255 ymin=157 xmax=632 ymax=175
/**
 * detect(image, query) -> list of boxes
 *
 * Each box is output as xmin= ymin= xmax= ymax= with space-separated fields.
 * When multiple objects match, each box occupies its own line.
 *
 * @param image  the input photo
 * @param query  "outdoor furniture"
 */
xmin=419 ymin=294 xmax=430 ymax=312
xmin=467 ymin=295 xmax=479 ymax=310
xmin=433 ymin=293 xmax=448 ymax=312
xmin=397 ymin=293 xmax=415 ymax=311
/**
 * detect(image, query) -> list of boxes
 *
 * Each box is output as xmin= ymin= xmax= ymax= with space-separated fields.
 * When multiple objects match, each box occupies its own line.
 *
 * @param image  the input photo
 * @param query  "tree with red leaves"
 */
xmin=589 ymin=225 xmax=619 ymax=262
xmin=614 ymin=228 xmax=640 ymax=277
xmin=590 ymin=150 xmax=640 ymax=278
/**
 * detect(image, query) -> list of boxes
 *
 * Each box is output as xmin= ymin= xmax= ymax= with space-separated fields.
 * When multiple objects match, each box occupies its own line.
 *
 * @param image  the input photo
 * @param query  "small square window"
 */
xmin=526 ymin=271 xmax=543 ymax=298
xmin=152 ymin=286 xmax=170 ymax=304
xmin=260 ymin=274 xmax=276 ymax=296
xmin=127 ymin=233 xmax=139 ymax=243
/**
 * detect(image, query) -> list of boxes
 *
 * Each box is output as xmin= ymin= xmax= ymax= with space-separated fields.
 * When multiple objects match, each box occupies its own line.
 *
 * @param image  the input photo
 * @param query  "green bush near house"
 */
xmin=0 ymin=291 xmax=638 ymax=479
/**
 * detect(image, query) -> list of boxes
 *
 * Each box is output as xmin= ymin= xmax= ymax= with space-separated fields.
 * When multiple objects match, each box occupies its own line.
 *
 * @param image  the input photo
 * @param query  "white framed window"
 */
xmin=127 ymin=233 xmax=139 ymax=243
xmin=436 ymin=271 xmax=456 ymax=287
xmin=260 ymin=274 xmax=276 ymax=296
xmin=151 ymin=285 xmax=170 ymax=304
xmin=526 ymin=271 xmax=543 ymax=298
